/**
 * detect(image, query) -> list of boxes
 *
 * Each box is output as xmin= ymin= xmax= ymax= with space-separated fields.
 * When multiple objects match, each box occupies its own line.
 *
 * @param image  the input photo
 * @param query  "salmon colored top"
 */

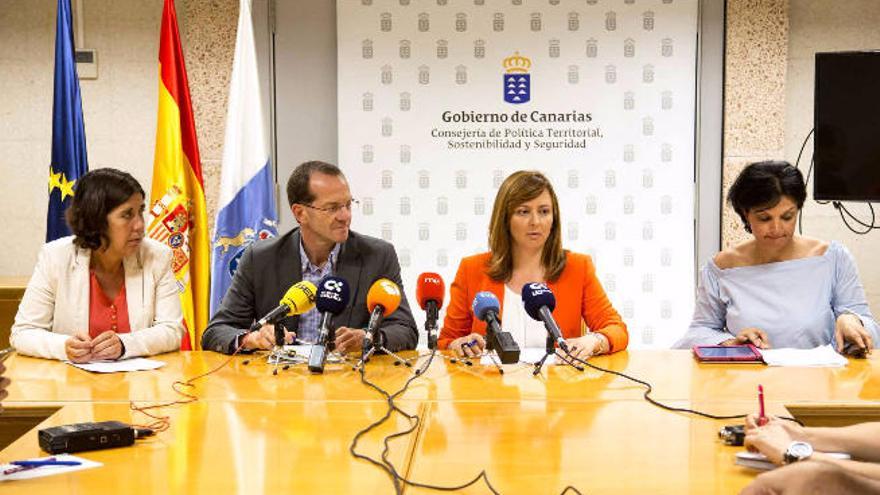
xmin=88 ymin=270 xmax=131 ymax=339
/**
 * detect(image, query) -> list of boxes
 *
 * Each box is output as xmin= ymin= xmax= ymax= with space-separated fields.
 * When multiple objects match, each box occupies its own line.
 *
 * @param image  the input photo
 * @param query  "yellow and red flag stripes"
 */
xmin=147 ymin=0 xmax=209 ymax=350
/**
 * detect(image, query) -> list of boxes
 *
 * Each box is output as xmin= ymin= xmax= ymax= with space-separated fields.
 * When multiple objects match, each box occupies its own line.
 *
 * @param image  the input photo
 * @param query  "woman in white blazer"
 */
xmin=11 ymin=168 xmax=184 ymax=362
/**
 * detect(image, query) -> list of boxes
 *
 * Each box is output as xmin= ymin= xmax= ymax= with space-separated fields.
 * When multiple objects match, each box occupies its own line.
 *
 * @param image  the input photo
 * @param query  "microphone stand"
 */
xmin=408 ymin=302 xmax=464 ymax=368
xmin=425 ymin=301 xmax=439 ymax=351
xmin=483 ymin=320 xmax=504 ymax=375
xmin=354 ymin=311 xmax=412 ymax=371
xmin=354 ymin=331 xmax=412 ymax=370
xmin=271 ymin=322 xmax=288 ymax=376
xmin=533 ymin=334 xmax=584 ymax=375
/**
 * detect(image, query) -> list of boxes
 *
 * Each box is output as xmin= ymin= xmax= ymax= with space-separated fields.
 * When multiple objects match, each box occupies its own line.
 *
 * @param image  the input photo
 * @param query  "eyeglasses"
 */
xmin=298 ymin=199 xmax=360 ymax=215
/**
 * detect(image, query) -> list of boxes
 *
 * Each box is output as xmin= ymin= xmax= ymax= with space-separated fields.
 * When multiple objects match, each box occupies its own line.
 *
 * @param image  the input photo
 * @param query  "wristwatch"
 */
xmin=782 ymin=441 xmax=813 ymax=464
xmin=591 ymin=332 xmax=610 ymax=354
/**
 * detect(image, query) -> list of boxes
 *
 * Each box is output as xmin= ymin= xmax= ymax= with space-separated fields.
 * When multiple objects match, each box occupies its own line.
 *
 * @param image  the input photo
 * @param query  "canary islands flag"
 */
xmin=210 ymin=0 xmax=278 ymax=315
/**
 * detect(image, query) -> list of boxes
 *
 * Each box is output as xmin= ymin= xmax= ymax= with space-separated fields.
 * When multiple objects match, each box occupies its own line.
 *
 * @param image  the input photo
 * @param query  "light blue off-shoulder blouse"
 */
xmin=674 ymin=241 xmax=879 ymax=349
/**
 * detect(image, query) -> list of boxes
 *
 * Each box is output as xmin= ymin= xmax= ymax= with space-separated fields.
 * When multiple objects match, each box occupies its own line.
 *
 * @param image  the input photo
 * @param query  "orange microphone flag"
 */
xmin=146 ymin=0 xmax=210 ymax=350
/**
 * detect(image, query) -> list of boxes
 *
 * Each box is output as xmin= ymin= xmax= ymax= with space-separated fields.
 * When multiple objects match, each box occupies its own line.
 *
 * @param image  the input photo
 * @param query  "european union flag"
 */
xmin=46 ymin=0 xmax=88 ymax=242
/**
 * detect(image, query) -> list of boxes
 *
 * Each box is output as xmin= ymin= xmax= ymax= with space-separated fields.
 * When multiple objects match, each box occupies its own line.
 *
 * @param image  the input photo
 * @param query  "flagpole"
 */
xmin=268 ymin=0 xmax=280 ymax=209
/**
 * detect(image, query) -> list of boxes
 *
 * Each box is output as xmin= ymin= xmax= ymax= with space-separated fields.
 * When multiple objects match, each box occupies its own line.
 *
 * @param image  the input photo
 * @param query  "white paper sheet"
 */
xmin=67 ymin=357 xmax=165 ymax=373
xmin=0 ymin=454 xmax=101 ymax=481
xmin=760 ymin=345 xmax=848 ymax=367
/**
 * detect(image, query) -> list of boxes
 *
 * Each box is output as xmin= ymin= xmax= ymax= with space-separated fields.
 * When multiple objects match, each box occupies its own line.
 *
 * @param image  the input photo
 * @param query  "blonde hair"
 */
xmin=486 ymin=170 xmax=566 ymax=282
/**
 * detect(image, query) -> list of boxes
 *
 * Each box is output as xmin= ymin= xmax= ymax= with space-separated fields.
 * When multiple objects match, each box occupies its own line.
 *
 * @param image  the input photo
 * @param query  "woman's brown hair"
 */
xmin=486 ymin=170 xmax=566 ymax=282
xmin=65 ymin=168 xmax=145 ymax=250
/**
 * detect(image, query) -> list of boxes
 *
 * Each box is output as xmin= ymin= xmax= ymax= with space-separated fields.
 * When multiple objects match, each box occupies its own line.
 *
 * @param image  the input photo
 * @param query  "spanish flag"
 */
xmin=146 ymin=0 xmax=209 ymax=350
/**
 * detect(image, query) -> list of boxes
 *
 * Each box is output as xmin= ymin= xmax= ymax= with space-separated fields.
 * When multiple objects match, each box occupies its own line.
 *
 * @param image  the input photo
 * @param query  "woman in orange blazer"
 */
xmin=439 ymin=171 xmax=628 ymax=360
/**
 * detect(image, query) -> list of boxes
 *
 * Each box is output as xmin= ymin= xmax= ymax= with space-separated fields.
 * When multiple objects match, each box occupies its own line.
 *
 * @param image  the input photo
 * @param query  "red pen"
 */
xmin=758 ymin=385 xmax=768 ymax=426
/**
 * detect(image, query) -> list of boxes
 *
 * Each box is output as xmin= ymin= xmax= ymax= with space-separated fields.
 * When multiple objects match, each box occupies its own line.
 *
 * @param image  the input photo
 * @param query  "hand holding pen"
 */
xmin=451 ymin=333 xmax=486 ymax=358
xmin=758 ymin=384 xmax=768 ymax=426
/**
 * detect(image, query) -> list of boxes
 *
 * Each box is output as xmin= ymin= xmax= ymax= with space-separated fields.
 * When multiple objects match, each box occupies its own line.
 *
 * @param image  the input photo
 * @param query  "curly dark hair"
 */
xmin=728 ymin=161 xmax=806 ymax=233
xmin=65 ymin=168 xmax=145 ymax=250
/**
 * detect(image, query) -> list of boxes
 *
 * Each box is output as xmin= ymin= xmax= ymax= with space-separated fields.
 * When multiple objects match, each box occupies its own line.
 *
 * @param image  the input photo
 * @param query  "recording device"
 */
xmin=39 ymin=421 xmax=136 ymax=454
xmin=472 ymin=292 xmax=520 ymax=364
xmin=250 ymin=281 xmax=317 ymax=331
xmin=362 ymin=278 xmax=402 ymax=358
xmin=521 ymin=282 xmax=569 ymax=352
xmin=416 ymin=272 xmax=445 ymax=350
xmin=718 ymin=425 xmax=745 ymax=446
xmin=309 ymin=276 xmax=351 ymax=373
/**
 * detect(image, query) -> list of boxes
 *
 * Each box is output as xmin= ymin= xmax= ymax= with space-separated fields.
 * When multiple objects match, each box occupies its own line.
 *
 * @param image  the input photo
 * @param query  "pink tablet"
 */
xmin=692 ymin=344 xmax=763 ymax=363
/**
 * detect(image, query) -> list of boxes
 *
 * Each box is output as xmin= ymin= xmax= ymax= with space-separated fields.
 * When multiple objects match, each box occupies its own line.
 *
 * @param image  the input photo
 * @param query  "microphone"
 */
xmin=416 ymin=272 xmax=445 ymax=350
xmin=472 ymin=292 xmax=520 ymax=364
xmin=309 ymin=276 xmax=351 ymax=373
xmin=363 ymin=278 xmax=402 ymax=355
xmin=521 ymin=282 xmax=569 ymax=352
xmin=250 ymin=281 xmax=318 ymax=332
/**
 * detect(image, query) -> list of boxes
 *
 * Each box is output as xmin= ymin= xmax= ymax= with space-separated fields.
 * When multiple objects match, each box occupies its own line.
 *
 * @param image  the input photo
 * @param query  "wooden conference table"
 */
xmin=1 ymin=350 xmax=878 ymax=494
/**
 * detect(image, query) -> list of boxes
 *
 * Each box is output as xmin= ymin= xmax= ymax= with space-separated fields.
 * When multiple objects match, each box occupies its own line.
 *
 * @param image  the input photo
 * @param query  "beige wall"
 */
xmin=723 ymin=0 xmax=880 ymax=317
xmin=784 ymin=0 xmax=880 ymax=315
xmin=0 ymin=0 xmax=235 ymax=277
xmin=722 ymin=0 xmax=790 ymax=248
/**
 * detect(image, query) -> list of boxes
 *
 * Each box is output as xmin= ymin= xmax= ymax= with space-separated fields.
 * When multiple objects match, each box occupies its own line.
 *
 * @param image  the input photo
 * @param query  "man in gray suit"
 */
xmin=202 ymin=161 xmax=418 ymax=355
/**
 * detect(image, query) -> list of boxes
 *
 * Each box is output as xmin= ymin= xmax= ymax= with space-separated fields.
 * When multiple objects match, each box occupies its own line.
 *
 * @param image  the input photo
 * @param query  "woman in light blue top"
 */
xmin=675 ymin=161 xmax=878 ymax=352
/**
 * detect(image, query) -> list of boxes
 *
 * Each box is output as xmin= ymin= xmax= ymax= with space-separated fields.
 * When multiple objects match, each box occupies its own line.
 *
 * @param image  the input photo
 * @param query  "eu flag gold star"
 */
xmin=59 ymin=174 xmax=76 ymax=201
xmin=48 ymin=168 xmax=62 ymax=193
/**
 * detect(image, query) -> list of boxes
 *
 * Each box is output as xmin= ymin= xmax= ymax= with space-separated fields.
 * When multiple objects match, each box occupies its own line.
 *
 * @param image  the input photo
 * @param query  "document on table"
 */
xmin=759 ymin=345 xmax=848 ymax=367
xmin=480 ymin=347 xmax=557 ymax=366
xmin=282 ymin=344 xmax=313 ymax=355
xmin=0 ymin=454 xmax=101 ymax=481
xmin=272 ymin=345 xmax=345 ymax=364
xmin=66 ymin=357 xmax=166 ymax=373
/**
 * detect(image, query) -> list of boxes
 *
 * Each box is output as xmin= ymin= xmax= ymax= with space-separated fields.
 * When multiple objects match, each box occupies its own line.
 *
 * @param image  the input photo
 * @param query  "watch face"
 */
xmin=789 ymin=442 xmax=813 ymax=460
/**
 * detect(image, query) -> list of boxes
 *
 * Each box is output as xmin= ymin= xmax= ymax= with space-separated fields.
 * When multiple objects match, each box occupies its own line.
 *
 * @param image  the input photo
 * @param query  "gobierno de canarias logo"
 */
xmin=503 ymin=52 xmax=531 ymax=104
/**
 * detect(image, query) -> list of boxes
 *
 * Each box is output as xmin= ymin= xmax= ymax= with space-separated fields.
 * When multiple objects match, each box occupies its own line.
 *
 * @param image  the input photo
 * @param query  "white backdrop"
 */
xmin=337 ymin=0 xmax=697 ymax=349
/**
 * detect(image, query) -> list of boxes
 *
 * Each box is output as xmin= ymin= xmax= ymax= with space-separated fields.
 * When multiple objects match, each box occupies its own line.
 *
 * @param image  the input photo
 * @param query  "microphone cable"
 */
xmin=349 ymin=349 xmax=585 ymax=495
xmin=348 ymin=348 xmax=493 ymax=495
xmin=129 ymin=339 xmax=255 ymax=433
xmin=561 ymin=350 xmax=801 ymax=425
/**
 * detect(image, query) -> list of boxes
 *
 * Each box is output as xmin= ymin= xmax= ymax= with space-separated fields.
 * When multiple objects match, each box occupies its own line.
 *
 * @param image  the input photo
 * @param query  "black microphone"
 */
xmin=521 ymin=282 xmax=569 ymax=352
xmin=472 ymin=291 xmax=520 ymax=364
xmin=249 ymin=281 xmax=317 ymax=331
xmin=309 ymin=276 xmax=351 ymax=373
xmin=416 ymin=273 xmax=445 ymax=350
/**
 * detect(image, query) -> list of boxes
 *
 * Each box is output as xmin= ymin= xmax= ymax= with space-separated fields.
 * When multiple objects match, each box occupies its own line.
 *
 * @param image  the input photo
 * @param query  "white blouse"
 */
xmin=501 ymin=284 xmax=550 ymax=349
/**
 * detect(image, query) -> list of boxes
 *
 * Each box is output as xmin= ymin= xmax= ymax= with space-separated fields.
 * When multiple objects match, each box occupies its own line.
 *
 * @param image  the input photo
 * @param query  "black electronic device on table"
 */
xmin=39 ymin=421 xmax=135 ymax=454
